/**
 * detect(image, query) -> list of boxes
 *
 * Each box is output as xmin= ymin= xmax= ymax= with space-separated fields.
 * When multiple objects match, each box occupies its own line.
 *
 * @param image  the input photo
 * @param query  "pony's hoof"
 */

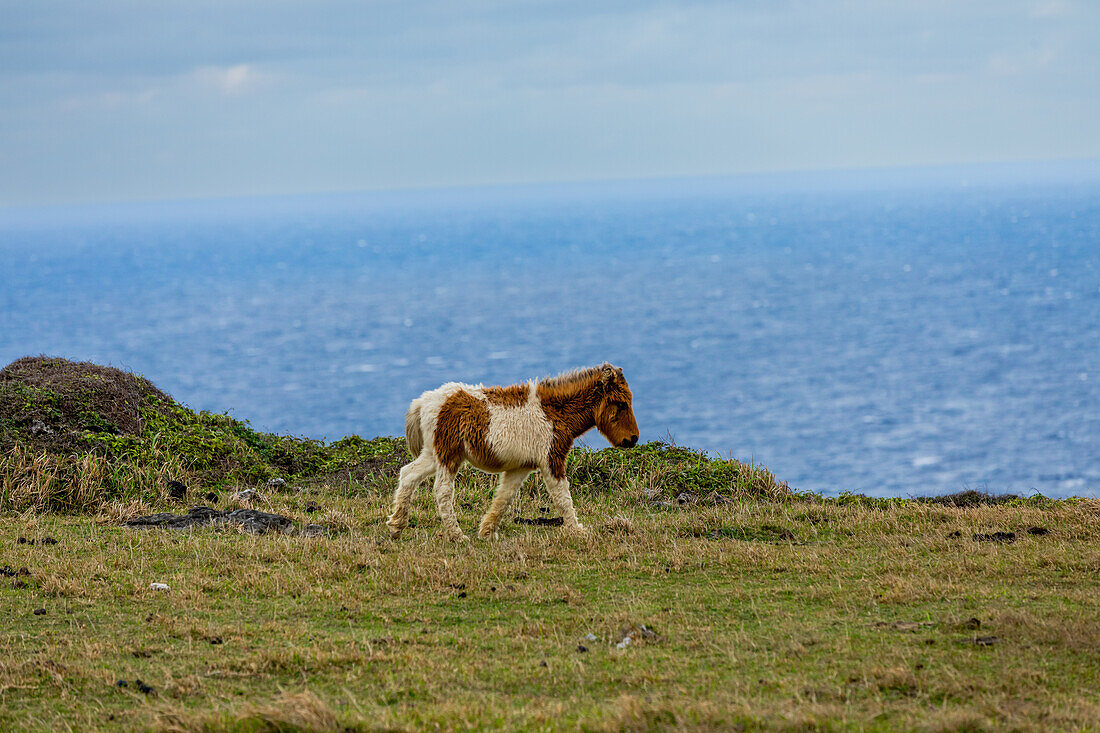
xmin=478 ymin=529 xmax=498 ymax=540
xmin=388 ymin=527 xmax=403 ymax=540
xmin=448 ymin=533 xmax=470 ymax=543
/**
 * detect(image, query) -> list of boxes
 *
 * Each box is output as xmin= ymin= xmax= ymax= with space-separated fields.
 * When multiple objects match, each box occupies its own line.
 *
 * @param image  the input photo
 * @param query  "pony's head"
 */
xmin=593 ymin=364 xmax=639 ymax=448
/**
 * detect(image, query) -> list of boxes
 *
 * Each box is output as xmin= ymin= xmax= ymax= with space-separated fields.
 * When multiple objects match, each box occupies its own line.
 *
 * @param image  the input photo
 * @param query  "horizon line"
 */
xmin=3 ymin=155 xmax=1100 ymax=216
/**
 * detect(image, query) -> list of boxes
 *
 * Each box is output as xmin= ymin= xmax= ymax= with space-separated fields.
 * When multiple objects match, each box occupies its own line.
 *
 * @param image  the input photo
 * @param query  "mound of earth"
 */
xmin=0 ymin=356 xmax=175 ymax=453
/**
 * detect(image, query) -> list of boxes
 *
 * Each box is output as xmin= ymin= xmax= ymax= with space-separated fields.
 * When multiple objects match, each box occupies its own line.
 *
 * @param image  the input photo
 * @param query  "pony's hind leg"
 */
xmin=387 ymin=453 xmax=436 ymax=539
xmin=479 ymin=469 xmax=531 ymax=539
xmin=432 ymin=467 xmax=468 ymax=542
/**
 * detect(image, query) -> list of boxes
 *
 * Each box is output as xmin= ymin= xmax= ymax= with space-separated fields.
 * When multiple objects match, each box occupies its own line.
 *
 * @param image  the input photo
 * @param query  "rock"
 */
xmin=205 ymin=492 xmax=219 ymax=504
xmin=33 ymin=607 xmax=46 ymax=615
xmin=676 ymin=492 xmax=696 ymax=505
xmin=1026 ymin=526 xmax=1050 ymax=536
xmin=651 ymin=501 xmax=676 ymax=509
xmin=577 ymin=644 xmax=588 ymax=653
xmin=231 ymin=489 xmax=266 ymax=503
xmin=514 ymin=516 xmax=564 ymax=526
xmin=584 ymin=633 xmax=597 ymax=642
xmin=29 ymin=420 xmax=54 ymax=436
xmin=266 ymin=478 xmax=287 ymax=489
xmin=616 ymin=636 xmax=632 ymax=649
xmin=149 ymin=583 xmax=170 ymax=592
xmin=297 ymin=524 xmax=328 ymax=537
xmin=124 ymin=506 xmax=297 ymax=535
xmin=135 ymin=679 xmax=155 ymax=695
xmin=167 ymin=480 xmax=187 ymax=501
xmin=0 ymin=566 xmax=30 ymax=577
xmin=973 ymin=531 xmax=1016 ymax=543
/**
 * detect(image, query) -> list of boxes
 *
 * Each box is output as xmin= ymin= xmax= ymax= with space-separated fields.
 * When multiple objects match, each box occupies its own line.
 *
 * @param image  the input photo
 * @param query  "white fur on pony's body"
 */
xmin=387 ymin=365 xmax=638 ymax=543
xmin=406 ymin=381 xmax=552 ymax=473
xmin=389 ymin=381 xmax=557 ymax=541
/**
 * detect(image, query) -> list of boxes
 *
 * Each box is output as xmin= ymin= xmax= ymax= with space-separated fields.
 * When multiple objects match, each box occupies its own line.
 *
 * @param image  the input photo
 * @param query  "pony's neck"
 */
xmin=539 ymin=374 xmax=601 ymax=443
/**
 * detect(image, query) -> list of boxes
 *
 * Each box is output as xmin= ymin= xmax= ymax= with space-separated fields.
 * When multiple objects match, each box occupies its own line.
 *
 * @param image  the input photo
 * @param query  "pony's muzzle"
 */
xmin=620 ymin=435 xmax=638 ymax=448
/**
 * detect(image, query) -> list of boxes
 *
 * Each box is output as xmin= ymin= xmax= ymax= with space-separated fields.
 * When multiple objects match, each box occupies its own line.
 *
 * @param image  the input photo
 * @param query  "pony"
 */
xmin=386 ymin=363 xmax=639 ymax=542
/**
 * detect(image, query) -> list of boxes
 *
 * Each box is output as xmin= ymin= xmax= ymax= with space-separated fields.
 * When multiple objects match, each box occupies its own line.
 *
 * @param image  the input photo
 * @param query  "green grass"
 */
xmin=3 ymin=485 xmax=1100 ymax=731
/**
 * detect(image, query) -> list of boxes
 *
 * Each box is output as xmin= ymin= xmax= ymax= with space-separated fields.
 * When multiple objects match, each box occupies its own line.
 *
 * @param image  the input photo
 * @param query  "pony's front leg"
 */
xmin=432 ymin=468 xmax=468 ymax=542
xmin=543 ymin=474 xmax=586 ymax=534
xmin=479 ymin=469 xmax=531 ymax=539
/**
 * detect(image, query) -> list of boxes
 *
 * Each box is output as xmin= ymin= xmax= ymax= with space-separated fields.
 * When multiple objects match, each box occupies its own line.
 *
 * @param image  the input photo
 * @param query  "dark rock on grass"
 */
xmin=305 ymin=502 xmax=320 ymax=513
xmin=299 ymin=524 xmax=328 ymax=537
xmin=947 ymin=530 xmax=963 ymax=538
xmin=33 ymin=608 xmax=46 ymax=615
xmin=1027 ymin=526 xmax=1051 ymax=536
xmin=135 ymin=679 xmax=155 ymax=695
xmin=167 ymin=480 xmax=187 ymax=501
xmin=964 ymin=617 xmax=982 ymax=630
xmin=973 ymin=531 xmax=1016 ymax=543
xmin=205 ymin=491 xmax=218 ymax=504
xmin=124 ymin=506 xmax=296 ymax=535
xmin=267 ymin=477 xmax=287 ymax=490
xmin=676 ymin=492 xmax=696 ymax=505
xmin=17 ymin=536 xmax=61 ymax=547
xmin=960 ymin=636 xmax=999 ymax=646
xmin=514 ymin=516 xmax=564 ymax=526
xmin=0 ymin=566 xmax=30 ymax=577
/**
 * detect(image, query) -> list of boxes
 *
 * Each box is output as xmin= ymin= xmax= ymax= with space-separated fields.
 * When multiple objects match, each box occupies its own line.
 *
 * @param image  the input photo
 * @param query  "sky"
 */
xmin=1 ymin=0 xmax=1098 ymax=207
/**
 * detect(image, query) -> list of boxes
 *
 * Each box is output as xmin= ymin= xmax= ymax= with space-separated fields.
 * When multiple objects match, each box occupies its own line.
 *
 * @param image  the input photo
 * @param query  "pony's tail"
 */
xmin=405 ymin=401 xmax=424 ymax=457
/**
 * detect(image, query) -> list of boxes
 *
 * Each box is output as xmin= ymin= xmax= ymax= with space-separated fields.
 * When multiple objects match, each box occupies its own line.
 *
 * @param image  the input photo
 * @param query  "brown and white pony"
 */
xmin=387 ymin=363 xmax=639 ymax=542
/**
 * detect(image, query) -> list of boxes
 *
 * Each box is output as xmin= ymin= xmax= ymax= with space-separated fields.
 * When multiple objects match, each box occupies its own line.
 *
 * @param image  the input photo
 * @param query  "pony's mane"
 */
xmin=537 ymin=365 xmax=604 ymax=390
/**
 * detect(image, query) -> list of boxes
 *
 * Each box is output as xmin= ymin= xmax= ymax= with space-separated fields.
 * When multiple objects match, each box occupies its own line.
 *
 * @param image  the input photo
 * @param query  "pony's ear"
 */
xmin=599 ymin=364 xmax=615 ymax=384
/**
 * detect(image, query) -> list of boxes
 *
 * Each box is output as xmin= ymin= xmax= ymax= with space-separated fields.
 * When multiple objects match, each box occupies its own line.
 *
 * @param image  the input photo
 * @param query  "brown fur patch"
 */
xmin=434 ymin=391 xmax=504 ymax=473
xmin=537 ymin=373 xmax=600 ymax=479
xmin=484 ymin=383 xmax=529 ymax=407
xmin=537 ymin=364 xmax=638 ymax=478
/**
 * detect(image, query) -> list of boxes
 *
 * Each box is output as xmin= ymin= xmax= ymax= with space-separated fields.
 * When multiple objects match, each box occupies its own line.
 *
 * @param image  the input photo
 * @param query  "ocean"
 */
xmin=2 ymin=164 xmax=1098 ymax=497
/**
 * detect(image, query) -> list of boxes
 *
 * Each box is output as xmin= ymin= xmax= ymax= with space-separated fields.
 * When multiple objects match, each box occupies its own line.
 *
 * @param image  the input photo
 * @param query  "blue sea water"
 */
xmin=2 ymin=165 xmax=1098 ymax=497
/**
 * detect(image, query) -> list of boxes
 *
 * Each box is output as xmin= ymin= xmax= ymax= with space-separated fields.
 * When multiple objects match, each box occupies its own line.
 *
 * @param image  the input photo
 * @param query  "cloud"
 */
xmin=0 ymin=0 xmax=1098 ymax=205
xmin=190 ymin=64 xmax=259 ymax=96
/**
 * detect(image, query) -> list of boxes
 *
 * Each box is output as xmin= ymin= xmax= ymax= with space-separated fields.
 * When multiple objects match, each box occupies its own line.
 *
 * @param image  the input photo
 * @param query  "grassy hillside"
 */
xmin=2 ymin=357 xmax=1097 ymax=732
xmin=0 ymin=357 xmax=788 ymax=513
